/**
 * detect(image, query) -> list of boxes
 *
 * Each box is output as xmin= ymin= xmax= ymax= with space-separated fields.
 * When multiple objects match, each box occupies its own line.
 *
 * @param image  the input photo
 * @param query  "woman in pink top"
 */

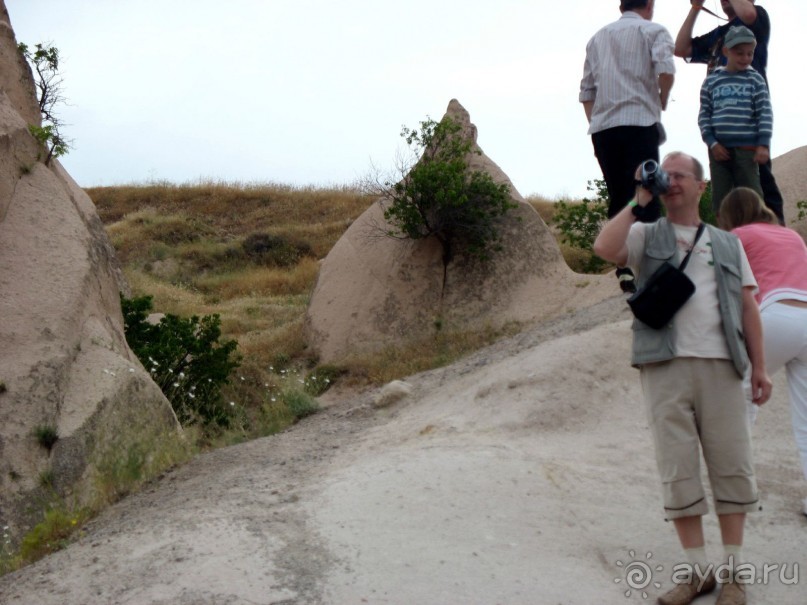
xmin=719 ymin=187 xmax=807 ymax=517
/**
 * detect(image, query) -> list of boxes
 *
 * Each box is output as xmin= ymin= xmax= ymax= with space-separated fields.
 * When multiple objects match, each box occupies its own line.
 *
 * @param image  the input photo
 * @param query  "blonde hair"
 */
xmin=717 ymin=187 xmax=778 ymax=231
xmin=662 ymin=151 xmax=704 ymax=181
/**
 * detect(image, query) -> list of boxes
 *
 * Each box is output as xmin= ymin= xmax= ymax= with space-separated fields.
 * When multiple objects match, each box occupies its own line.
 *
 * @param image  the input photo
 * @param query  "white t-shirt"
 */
xmin=626 ymin=222 xmax=757 ymax=360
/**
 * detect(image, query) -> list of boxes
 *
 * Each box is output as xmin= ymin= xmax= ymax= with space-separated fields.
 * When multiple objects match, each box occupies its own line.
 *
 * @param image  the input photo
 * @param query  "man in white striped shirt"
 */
xmin=580 ymin=0 xmax=675 ymax=293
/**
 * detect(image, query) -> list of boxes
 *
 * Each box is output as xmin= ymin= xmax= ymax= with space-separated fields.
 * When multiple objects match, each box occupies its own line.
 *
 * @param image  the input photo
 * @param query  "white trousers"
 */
xmin=753 ymin=302 xmax=807 ymax=483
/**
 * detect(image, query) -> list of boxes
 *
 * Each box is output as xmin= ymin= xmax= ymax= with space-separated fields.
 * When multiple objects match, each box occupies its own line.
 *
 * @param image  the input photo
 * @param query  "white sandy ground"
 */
xmin=0 ymin=295 xmax=804 ymax=605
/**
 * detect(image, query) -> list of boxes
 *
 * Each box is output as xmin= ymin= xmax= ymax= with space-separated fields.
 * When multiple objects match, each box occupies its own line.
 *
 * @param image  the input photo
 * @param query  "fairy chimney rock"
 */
xmin=0 ymin=1 xmax=180 ymax=544
xmin=304 ymin=99 xmax=612 ymax=363
xmin=772 ymin=145 xmax=807 ymax=238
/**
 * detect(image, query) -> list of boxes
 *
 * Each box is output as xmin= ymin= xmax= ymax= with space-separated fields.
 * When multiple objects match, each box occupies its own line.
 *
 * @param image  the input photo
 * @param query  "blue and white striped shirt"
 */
xmin=698 ymin=67 xmax=773 ymax=149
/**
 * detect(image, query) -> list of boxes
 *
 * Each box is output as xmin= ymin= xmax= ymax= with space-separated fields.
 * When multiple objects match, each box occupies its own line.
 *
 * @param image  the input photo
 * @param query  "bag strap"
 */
xmin=678 ymin=223 xmax=706 ymax=272
xmin=699 ymin=5 xmax=728 ymax=21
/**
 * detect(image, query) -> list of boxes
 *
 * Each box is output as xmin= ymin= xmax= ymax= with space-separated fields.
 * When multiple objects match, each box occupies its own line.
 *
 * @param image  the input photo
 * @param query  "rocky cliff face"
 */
xmin=772 ymin=145 xmax=807 ymax=238
xmin=304 ymin=99 xmax=612 ymax=362
xmin=0 ymin=1 xmax=180 ymax=545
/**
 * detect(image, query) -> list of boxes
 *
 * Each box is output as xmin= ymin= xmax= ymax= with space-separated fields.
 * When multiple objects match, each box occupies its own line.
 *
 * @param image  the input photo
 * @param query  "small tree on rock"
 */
xmin=366 ymin=116 xmax=516 ymax=269
xmin=18 ymin=42 xmax=70 ymax=165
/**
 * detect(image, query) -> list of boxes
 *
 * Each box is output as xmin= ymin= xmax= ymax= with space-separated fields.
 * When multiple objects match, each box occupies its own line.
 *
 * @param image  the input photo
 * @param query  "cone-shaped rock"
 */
xmin=772 ymin=145 xmax=807 ymax=238
xmin=0 ymin=2 xmax=180 ymax=544
xmin=305 ymin=99 xmax=611 ymax=362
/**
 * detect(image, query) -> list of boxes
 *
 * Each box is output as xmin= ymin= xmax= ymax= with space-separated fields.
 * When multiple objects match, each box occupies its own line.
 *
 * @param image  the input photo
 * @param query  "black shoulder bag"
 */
xmin=627 ymin=223 xmax=706 ymax=330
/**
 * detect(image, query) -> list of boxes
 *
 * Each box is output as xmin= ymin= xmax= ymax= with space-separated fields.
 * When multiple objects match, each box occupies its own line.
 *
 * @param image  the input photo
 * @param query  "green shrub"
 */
xmin=303 ymin=365 xmax=344 ymax=396
xmin=121 ymin=294 xmax=241 ymax=427
xmin=93 ymin=441 xmax=148 ymax=501
xmin=242 ymin=232 xmax=311 ymax=267
xmin=18 ymin=507 xmax=89 ymax=562
xmin=148 ymin=242 xmax=172 ymax=261
xmin=27 ymin=124 xmax=68 ymax=163
xmin=553 ymin=179 xmax=609 ymax=273
xmin=699 ymin=180 xmax=716 ymax=226
xmin=370 ymin=116 xmax=516 ymax=266
xmin=18 ymin=42 xmax=70 ymax=165
xmin=282 ymin=389 xmax=319 ymax=420
xmin=33 ymin=425 xmax=59 ymax=451
xmin=143 ymin=215 xmax=206 ymax=245
xmin=38 ymin=469 xmax=55 ymax=488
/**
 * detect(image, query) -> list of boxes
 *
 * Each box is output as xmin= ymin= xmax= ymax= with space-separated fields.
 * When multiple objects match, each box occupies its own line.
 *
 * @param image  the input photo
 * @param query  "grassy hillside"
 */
xmin=88 ymin=182 xmax=580 ymax=443
xmin=2 ymin=184 xmax=592 ymax=574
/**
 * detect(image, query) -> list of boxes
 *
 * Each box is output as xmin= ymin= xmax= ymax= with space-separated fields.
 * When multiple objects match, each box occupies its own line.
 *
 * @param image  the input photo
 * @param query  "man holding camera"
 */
xmin=594 ymin=152 xmax=771 ymax=605
xmin=579 ymin=0 xmax=675 ymax=293
xmin=675 ymin=0 xmax=785 ymax=224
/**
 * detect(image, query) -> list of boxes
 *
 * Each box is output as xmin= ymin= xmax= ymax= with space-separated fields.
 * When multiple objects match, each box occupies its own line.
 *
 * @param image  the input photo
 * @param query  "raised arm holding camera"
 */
xmin=594 ymin=152 xmax=771 ymax=605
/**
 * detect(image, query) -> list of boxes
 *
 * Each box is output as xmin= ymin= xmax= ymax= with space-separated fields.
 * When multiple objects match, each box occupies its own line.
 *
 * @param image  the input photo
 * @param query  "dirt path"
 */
xmin=1 ymin=295 xmax=804 ymax=605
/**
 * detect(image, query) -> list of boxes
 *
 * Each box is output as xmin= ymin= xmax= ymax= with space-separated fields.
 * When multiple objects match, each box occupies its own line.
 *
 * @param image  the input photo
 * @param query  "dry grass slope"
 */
xmin=88 ymin=183 xmax=590 ymax=443
xmin=0 ymin=184 xmax=595 ymax=574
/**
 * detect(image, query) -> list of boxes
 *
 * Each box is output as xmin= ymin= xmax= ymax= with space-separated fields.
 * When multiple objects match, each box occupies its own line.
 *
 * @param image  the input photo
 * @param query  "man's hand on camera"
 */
xmin=633 ymin=165 xmax=655 ymax=206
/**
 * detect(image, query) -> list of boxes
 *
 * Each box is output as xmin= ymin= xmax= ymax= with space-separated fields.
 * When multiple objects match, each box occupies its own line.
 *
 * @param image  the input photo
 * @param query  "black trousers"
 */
xmin=591 ymin=125 xmax=662 ymax=221
xmin=760 ymin=159 xmax=785 ymax=225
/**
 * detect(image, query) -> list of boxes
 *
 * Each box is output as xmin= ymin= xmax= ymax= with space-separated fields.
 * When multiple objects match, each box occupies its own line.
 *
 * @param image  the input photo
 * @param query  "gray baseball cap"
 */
xmin=724 ymin=25 xmax=757 ymax=48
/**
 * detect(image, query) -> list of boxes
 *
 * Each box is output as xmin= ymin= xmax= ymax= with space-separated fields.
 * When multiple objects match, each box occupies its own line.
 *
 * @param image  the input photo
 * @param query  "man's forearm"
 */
xmin=742 ymin=288 xmax=766 ymax=371
xmin=658 ymin=73 xmax=674 ymax=111
xmin=730 ymin=0 xmax=758 ymax=24
xmin=674 ymin=5 xmax=701 ymax=58
xmin=742 ymin=287 xmax=772 ymax=404
xmin=594 ymin=184 xmax=653 ymax=266
xmin=582 ymin=100 xmax=593 ymax=123
xmin=593 ymin=204 xmax=635 ymax=267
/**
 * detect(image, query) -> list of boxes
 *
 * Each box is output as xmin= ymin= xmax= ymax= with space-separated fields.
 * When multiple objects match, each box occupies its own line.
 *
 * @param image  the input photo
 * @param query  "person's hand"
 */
xmin=690 ymin=0 xmax=704 ymax=8
xmin=754 ymin=146 xmax=770 ymax=165
xmin=750 ymin=367 xmax=773 ymax=406
xmin=632 ymin=164 xmax=654 ymax=206
xmin=711 ymin=143 xmax=730 ymax=162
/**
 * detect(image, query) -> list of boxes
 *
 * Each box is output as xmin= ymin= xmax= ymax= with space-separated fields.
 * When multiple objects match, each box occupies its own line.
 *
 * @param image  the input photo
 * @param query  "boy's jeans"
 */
xmin=709 ymin=147 xmax=763 ymax=215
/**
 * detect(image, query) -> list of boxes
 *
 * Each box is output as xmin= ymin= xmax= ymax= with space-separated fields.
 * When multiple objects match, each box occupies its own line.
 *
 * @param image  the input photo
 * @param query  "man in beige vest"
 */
xmin=594 ymin=152 xmax=772 ymax=605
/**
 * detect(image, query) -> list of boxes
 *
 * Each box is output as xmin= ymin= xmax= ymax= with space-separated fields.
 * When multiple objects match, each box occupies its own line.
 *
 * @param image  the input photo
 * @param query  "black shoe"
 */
xmin=616 ymin=270 xmax=636 ymax=294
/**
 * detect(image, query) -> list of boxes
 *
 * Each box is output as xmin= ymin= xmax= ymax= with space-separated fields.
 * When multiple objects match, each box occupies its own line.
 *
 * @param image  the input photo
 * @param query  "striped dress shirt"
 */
xmin=579 ymin=11 xmax=676 ymax=136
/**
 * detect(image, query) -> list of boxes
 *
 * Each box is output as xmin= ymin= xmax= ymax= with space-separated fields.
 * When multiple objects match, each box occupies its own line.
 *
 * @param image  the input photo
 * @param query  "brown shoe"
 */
xmin=715 ymin=579 xmax=747 ymax=605
xmin=657 ymin=572 xmax=716 ymax=605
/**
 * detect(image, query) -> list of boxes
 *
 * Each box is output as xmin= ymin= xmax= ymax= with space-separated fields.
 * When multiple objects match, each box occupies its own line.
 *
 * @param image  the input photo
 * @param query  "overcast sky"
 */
xmin=5 ymin=1 xmax=804 ymax=199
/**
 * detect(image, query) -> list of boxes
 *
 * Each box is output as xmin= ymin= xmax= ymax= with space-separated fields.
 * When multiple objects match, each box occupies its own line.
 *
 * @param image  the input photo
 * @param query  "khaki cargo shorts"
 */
xmin=640 ymin=357 xmax=760 ymax=519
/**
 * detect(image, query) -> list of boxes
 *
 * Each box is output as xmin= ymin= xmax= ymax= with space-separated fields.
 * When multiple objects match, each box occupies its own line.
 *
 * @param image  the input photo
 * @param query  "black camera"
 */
xmin=640 ymin=160 xmax=670 ymax=196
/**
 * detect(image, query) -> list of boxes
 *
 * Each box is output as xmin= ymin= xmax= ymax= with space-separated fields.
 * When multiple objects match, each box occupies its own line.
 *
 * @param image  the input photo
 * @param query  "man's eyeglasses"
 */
xmin=667 ymin=171 xmax=696 ymax=182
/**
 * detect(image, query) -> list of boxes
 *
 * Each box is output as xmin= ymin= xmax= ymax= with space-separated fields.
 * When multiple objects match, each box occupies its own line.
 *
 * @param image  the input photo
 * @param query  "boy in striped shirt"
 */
xmin=698 ymin=25 xmax=772 ymax=218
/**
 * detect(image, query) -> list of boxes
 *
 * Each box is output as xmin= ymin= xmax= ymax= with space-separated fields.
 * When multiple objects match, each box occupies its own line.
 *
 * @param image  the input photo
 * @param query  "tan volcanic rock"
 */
xmin=304 ymin=99 xmax=612 ymax=362
xmin=0 ymin=1 xmax=180 ymax=544
xmin=773 ymin=145 xmax=807 ymax=237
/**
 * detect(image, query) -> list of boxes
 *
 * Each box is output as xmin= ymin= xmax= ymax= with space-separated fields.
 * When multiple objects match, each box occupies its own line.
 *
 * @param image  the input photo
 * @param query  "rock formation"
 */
xmin=305 ymin=99 xmax=612 ymax=362
xmin=772 ymin=145 xmax=807 ymax=238
xmin=0 ymin=2 xmax=180 ymax=545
